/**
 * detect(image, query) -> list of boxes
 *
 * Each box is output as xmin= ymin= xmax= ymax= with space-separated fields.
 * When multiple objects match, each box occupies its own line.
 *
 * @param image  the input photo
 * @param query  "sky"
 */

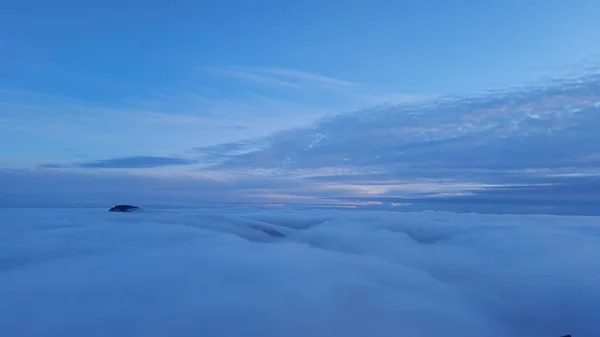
xmin=2 ymin=0 xmax=600 ymax=209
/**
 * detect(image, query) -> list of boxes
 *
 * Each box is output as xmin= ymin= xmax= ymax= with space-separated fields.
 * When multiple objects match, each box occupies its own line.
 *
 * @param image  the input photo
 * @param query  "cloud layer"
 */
xmin=0 ymin=208 xmax=598 ymax=337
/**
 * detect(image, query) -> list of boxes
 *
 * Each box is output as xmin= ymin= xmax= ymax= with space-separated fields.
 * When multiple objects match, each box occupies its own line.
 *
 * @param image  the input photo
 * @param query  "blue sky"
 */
xmin=2 ymin=0 xmax=600 ymax=208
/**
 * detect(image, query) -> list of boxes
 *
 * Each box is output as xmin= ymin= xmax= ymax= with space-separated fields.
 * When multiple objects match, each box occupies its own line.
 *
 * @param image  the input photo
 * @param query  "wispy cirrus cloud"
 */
xmin=160 ymin=73 xmax=600 ymax=210
xmin=1 ymin=65 xmax=423 ymax=173
xmin=202 ymin=66 xmax=426 ymax=107
xmin=251 ymin=67 xmax=355 ymax=87
xmin=0 ymin=90 xmax=336 ymax=165
xmin=206 ymin=74 xmax=600 ymax=173
xmin=39 ymin=156 xmax=198 ymax=169
xmin=204 ymin=67 xmax=302 ymax=89
xmin=2 ymin=64 xmax=421 ymax=160
xmin=203 ymin=66 xmax=355 ymax=90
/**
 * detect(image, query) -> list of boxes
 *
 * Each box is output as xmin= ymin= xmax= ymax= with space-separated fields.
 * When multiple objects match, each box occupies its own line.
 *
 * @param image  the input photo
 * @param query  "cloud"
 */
xmin=0 ymin=169 xmax=230 ymax=207
xmin=204 ymin=67 xmax=302 ymax=89
xmin=251 ymin=67 xmax=355 ymax=87
xmin=192 ymin=141 xmax=266 ymax=165
xmin=400 ymin=174 xmax=600 ymax=216
xmin=0 ymin=168 xmax=355 ymax=208
xmin=2 ymin=66 xmax=416 ymax=163
xmin=221 ymin=125 xmax=250 ymax=131
xmin=202 ymin=66 xmax=424 ymax=108
xmin=204 ymin=66 xmax=355 ymax=90
xmin=4 ymin=70 xmax=600 ymax=212
xmin=36 ymin=163 xmax=65 ymax=169
xmin=93 ymin=72 xmax=595 ymax=212
xmin=38 ymin=156 xmax=198 ymax=169
xmin=77 ymin=156 xmax=198 ymax=169
xmin=0 ymin=208 xmax=599 ymax=336
xmin=205 ymin=74 xmax=600 ymax=177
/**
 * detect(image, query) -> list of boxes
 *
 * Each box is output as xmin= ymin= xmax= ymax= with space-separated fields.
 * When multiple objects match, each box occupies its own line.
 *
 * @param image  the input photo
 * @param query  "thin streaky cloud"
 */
xmin=204 ymin=67 xmax=301 ymax=89
xmin=205 ymin=66 xmax=357 ymax=90
xmin=0 ymin=89 xmax=336 ymax=146
xmin=232 ymin=66 xmax=356 ymax=87
xmin=38 ymin=156 xmax=198 ymax=169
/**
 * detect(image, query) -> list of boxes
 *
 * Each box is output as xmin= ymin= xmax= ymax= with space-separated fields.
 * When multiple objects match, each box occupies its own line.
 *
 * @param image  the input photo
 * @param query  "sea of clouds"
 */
xmin=0 ymin=207 xmax=599 ymax=337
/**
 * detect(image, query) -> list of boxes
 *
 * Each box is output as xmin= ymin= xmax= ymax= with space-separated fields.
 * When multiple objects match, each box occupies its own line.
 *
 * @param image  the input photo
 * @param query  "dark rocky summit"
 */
xmin=108 ymin=205 xmax=140 ymax=212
